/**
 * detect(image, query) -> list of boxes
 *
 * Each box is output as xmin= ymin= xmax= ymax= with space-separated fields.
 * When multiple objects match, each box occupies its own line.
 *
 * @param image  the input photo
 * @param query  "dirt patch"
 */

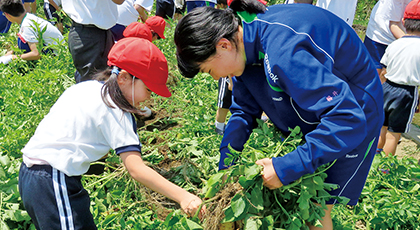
xmin=395 ymin=136 xmax=420 ymax=161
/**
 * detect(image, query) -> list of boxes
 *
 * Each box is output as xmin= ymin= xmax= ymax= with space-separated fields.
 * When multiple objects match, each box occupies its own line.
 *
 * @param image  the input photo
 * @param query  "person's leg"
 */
xmin=308 ymin=204 xmax=333 ymax=230
xmin=23 ymin=2 xmax=31 ymax=13
xmin=215 ymin=77 xmax=232 ymax=134
xmin=216 ymin=107 xmax=229 ymax=123
xmin=383 ymin=131 xmax=401 ymax=156
xmin=30 ymin=1 xmax=37 ymax=14
xmin=156 ymin=0 xmax=176 ymax=19
xmin=377 ymin=126 xmax=388 ymax=150
xmin=68 ymin=24 xmax=114 ymax=82
xmin=19 ymin=163 xmax=96 ymax=230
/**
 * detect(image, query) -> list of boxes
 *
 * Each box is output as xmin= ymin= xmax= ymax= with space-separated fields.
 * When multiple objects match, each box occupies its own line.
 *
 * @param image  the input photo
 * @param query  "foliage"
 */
xmin=194 ymin=123 xmax=348 ymax=230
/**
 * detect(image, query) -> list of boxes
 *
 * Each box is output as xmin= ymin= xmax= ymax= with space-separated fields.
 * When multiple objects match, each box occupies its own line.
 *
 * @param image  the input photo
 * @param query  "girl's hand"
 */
xmin=180 ymin=194 xmax=206 ymax=219
xmin=255 ymin=158 xmax=283 ymax=189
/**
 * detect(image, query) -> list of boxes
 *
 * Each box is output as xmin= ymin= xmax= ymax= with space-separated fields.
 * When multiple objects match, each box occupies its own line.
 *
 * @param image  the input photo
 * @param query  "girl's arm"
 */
xmin=134 ymin=4 xmax=148 ymax=23
xmin=120 ymin=151 xmax=205 ymax=217
xmin=389 ymin=20 xmax=406 ymax=39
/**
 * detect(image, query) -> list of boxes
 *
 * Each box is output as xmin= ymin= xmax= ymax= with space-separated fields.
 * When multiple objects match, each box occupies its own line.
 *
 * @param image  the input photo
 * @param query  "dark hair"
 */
xmin=404 ymin=19 xmax=420 ymax=33
xmin=174 ymin=0 xmax=265 ymax=78
xmin=94 ymin=68 xmax=143 ymax=115
xmin=0 ymin=0 xmax=25 ymax=17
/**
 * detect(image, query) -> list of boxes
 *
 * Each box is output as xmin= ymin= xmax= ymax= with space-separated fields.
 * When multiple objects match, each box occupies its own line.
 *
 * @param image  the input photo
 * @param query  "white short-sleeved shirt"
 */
xmin=381 ymin=36 xmax=420 ymax=86
xmin=135 ymin=0 xmax=154 ymax=12
xmin=19 ymin=13 xmax=64 ymax=46
xmin=22 ymin=81 xmax=141 ymax=176
xmin=62 ymin=0 xmax=119 ymax=30
xmin=366 ymin=0 xmax=413 ymax=45
xmin=316 ymin=0 xmax=358 ymax=26
xmin=116 ymin=0 xmax=138 ymax=26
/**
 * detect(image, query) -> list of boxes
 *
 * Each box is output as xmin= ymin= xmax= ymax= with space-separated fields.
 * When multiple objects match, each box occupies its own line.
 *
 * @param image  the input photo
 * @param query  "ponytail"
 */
xmin=94 ymin=68 xmax=143 ymax=115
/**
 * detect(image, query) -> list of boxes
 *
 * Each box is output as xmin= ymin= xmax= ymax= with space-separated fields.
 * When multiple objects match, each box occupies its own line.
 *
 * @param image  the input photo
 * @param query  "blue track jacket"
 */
xmin=219 ymin=4 xmax=384 ymax=186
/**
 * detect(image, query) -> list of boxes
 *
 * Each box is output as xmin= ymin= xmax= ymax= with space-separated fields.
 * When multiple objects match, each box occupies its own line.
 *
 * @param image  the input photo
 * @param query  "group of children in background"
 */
xmin=0 ymin=0 xmax=420 ymax=229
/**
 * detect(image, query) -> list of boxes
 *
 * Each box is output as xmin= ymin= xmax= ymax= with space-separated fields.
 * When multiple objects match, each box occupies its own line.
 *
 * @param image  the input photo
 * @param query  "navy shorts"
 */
xmin=363 ymin=36 xmax=387 ymax=70
xmin=217 ymin=77 xmax=232 ymax=109
xmin=156 ymin=0 xmax=176 ymax=19
xmin=324 ymin=136 xmax=379 ymax=206
xmin=23 ymin=0 xmax=35 ymax=2
xmin=19 ymin=163 xmax=97 ymax=230
xmin=382 ymin=80 xmax=418 ymax=133
xmin=110 ymin=23 xmax=126 ymax=41
xmin=186 ymin=1 xmax=215 ymax=12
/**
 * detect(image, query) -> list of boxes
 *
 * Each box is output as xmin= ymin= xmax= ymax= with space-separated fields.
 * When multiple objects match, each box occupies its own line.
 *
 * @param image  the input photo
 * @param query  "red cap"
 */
xmin=404 ymin=0 xmax=420 ymax=20
xmin=123 ymin=22 xmax=153 ymax=41
xmin=107 ymin=37 xmax=171 ymax=97
xmin=227 ymin=0 xmax=267 ymax=6
xmin=145 ymin=16 xmax=166 ymax=39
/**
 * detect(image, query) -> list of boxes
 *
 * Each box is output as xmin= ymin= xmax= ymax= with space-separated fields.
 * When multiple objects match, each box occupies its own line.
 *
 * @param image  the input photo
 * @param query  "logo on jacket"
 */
xmin=265 ymin=54 xmax=278 ymax=83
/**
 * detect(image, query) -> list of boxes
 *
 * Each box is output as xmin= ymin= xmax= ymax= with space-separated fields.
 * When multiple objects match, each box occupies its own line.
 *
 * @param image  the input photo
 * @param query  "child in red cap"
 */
xmin=19 ymin=37 xmax=205 ymax=229
xmin=123 ymin=21 xmax=153 ymax=41
xmin=377 ymin=0 xmax=420 ymax=156
xmin=145 ymin=16 xmax=166 ymax=40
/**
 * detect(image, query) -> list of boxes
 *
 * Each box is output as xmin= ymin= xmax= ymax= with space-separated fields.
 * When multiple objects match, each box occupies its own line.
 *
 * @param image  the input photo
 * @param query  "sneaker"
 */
xmin=215 ymin=127 xmax=224 ymax=135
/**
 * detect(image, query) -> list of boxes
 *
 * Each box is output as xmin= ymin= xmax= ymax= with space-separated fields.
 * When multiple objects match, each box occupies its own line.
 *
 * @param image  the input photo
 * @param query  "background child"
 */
xmin=377 ymin=0 xmax=420 ymax=156
xmin=19 ymin=37 xmax=205 ymax=229
xmin=364 ymin=0 xmax=412 ymax=78
xmin=0 ymin=0 xmax=64 ymax=62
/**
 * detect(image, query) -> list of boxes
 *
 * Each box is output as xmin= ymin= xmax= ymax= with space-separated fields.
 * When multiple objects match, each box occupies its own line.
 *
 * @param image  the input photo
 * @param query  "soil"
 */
xmin=396 ymin=136 xmax=420 ymax=161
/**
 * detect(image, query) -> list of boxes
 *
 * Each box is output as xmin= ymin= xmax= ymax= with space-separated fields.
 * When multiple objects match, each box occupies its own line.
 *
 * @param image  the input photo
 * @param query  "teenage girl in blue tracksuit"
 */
xmin=174 ymin=0 xmax=384 ymax=227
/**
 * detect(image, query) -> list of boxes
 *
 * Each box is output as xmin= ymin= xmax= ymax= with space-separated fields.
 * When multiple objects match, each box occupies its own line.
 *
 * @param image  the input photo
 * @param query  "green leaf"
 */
xmin=261 ymin=215 xmax=274 ymax=230
xmin=231 ymin=194 xmax=247 ymax=218
xmin=0 ymin=155 xmax=11 ymax=166
xmin=244 ymin=215 xmax=262 ymax=230
xmin=222 ymin=207 xmax=236 ymax=222
xmin=250 ymin=186 xmax=264 ymax=211
xmin=183 ymin=218 xmax=203 ymax=230
xmin=0 ymin=220 xmax=10 ymax=230
xmin=244 ymin=164 xmax=263 ymax=180
xmin=101 ymin=213 xmax=119 ymax=227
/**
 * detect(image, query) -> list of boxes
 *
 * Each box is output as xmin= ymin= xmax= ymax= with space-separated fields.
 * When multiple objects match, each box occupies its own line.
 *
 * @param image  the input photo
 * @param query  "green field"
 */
xmin=1 ymin=0 xmax=420 ymax=229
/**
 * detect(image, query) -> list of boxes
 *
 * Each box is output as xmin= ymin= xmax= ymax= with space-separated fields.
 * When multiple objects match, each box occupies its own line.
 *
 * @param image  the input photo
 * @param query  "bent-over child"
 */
xmin=19 ymin=37 xmax=205 ymax=229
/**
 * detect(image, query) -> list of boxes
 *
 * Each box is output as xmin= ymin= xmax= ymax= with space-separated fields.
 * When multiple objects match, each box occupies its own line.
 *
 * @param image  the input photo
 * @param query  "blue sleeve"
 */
xmin=265 ymin=34 xmax=368 ymax=185
xmin=219 ymin=77 xmax=263 ymax=170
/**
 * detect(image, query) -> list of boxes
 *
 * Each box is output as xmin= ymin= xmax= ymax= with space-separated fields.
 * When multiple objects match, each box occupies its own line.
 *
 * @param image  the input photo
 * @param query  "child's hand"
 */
xmin=180 ymin=194 xmax=206 ymax=219
xmin=256 ymin=158 xmax=283 ymax=189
